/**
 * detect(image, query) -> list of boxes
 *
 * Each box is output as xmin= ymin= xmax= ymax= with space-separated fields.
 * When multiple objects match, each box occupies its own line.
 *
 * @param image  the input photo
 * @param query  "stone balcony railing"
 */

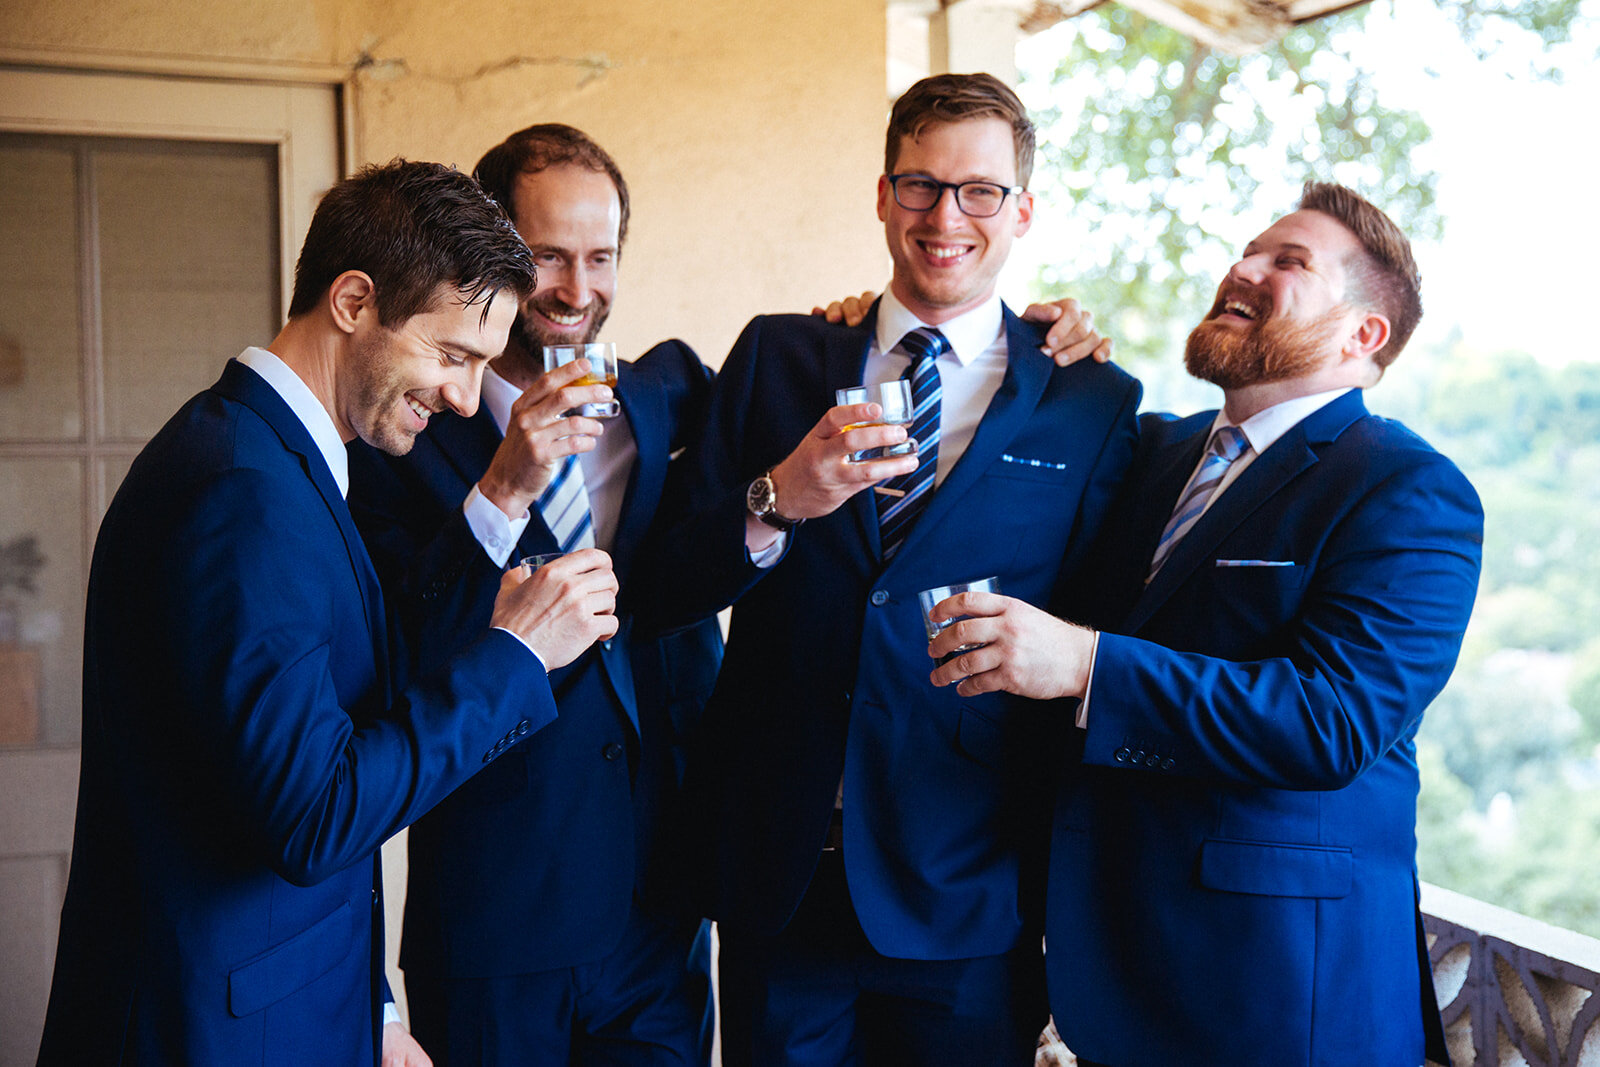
xmin=1035 ymin=882 xmax=1600 ymax=1067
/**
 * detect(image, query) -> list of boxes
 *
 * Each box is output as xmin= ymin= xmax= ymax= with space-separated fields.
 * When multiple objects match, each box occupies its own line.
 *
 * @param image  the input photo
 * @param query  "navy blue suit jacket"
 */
xmin=650 ymin=306 xmax=1141 ymax=960
xmin=39 ymin=360 xmax=554 ymax=1066
xmin=347 ymin=340 xmax=722 ymax=978
xmin=1047 ymin=390 xmax=1480 ymax=1066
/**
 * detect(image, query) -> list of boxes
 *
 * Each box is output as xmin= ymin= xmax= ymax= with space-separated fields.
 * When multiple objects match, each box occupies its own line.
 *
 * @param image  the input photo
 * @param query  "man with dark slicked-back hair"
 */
xmin=39 ymin=159 xmax=619 ymax=1067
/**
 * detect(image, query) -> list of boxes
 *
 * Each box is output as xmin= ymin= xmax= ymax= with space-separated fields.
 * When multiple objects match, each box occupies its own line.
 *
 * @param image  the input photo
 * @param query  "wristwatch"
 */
xmin=746 ymin=471 xmax=803 ymax=532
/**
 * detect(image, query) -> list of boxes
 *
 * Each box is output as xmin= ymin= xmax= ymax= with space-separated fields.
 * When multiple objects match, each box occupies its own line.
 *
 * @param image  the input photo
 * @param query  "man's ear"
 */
xmin=1347 ymin=310 xmax=1390 ymax=363
xmin=327 ymin=271 xmax=376 ymax=335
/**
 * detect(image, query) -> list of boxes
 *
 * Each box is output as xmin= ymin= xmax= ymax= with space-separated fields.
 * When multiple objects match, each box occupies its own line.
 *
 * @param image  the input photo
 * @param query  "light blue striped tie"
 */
xmin=1146 ymin=425 xmax=1249 ymax=581
xmin=877 ymin=327 xmax=946 ymax=559
xmin=537 ymin=454 xmax=595 ymax=553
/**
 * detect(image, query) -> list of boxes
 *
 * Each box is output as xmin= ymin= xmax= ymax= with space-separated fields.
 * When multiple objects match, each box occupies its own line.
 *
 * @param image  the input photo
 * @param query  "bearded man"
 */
xmin=923 ymin=182 xmax=1480 ymax=1067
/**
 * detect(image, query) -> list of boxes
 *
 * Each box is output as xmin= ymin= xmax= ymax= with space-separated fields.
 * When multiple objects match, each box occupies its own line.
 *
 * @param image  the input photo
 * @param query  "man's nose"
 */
xmin=440 ymin=363 xmax=482 ymax=418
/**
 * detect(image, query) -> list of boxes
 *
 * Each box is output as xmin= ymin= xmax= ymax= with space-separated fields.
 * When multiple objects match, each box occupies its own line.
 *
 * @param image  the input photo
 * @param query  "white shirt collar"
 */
xmin=874 ymin=287 xmax=1004 ymax=367
xmin=236 ymin=346 xmax=350 ymax=498
xmin=479 ymin=363 xmax=521 ymax=437
xmin=1213 ymin=387 xmax=1354 ymax=457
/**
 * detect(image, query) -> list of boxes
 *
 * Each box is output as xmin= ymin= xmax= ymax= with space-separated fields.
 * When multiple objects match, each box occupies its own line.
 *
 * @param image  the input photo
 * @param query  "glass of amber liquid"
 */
xmin=543 ymin=342 xmax=620 ymax=418
xmin=835 ymin=380 xmax=916 ymax=462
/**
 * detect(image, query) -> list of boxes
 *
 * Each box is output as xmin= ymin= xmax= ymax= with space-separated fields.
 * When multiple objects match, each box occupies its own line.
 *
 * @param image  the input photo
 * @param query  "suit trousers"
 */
xmin=405 ymin=906 xmax=712 ymax=1067
xmin=718 ymin=847 xmax=1047 ymax=1067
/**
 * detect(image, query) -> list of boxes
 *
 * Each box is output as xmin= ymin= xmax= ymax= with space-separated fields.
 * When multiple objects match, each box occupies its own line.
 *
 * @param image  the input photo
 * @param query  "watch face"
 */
xmin=747 ymin=476 xmax=774 ymax=515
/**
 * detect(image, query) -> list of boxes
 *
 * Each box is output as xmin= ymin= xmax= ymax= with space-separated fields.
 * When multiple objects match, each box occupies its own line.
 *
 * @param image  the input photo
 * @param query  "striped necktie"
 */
xmin=537 ymin=454 xmax=595 ymax=553
xmin=1147 ymin=425 xmax=1249 ymax=581
xmin=876 ymin=327 xmax=947 ymax=560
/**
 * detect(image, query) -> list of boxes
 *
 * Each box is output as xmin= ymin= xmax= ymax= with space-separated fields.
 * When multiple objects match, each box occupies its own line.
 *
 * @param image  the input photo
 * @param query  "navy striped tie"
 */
xmin=1146 ymin=425 xmax=1249 ymax=581
xmin=537 ymin=454 xmax=595 ymax=553
xmin=877 ymin=327 xmax=947 ymax=559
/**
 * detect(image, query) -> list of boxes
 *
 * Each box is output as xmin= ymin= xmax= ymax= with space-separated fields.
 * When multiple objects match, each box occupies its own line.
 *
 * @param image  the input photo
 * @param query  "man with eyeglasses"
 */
xmin=640 ymin=73 xmax=1141 ymax=1066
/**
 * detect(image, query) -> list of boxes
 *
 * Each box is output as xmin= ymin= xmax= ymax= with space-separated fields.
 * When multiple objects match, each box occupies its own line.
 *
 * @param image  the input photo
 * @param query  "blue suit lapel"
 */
xmin=610 ymin=360 xmax=664 ymax=586
xmin=215 ymin=360 xmax=393 ymax=696
xmin=887 ymin=304 xmax=1048 ymax=563
xmin=1127 ymin=389 xmax=1370 ymax=631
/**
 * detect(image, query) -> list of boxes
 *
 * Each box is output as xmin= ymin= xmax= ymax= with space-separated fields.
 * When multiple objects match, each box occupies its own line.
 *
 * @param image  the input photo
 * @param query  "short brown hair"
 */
xmin=287 ymin=159 xmax=534 ymax=327
xmin=885 ymin=73 xmax=1036 ymax=188
xmin=473 ymin=123 xmax=631 ymax=251
xmin=1297 ymin=181 xmax=1422 ymax=368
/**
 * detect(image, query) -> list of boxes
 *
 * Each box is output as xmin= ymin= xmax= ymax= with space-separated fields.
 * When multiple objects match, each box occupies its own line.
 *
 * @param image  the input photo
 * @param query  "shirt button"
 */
xmin=869 ymin=590 xmax=890 ymax=607
xmin=602 ymin=742 xmax=624 ymax=761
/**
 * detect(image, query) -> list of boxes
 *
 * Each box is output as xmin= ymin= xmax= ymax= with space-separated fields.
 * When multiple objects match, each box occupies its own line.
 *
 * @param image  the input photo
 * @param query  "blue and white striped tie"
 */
xmin=1146 ymin=425 xmax=1249 ymax=581
xmin=537 ymin=454 xmax=595 ymax=553
xmin=877 ymin=327 xmax=946 ymax=559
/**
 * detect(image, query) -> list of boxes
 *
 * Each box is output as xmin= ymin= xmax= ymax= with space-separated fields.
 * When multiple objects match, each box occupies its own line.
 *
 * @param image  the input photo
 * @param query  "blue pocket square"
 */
xmin=1215 ymin=559 xmax=1296 ymax=567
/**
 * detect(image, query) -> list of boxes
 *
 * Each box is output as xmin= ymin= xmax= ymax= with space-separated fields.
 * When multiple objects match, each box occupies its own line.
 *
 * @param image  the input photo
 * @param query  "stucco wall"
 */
xmin=0 ymin=0 xmax=892 ymax=365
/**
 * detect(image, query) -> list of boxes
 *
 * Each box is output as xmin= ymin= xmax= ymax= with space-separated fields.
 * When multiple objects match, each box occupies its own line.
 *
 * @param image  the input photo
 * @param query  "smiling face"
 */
xmin=504 ymin=164 xmax=621 ymax=366
xmin=1185 ymin=209 xmax=1368 ymax=390
xmin=877 ymin=117 xmax=1033 ymax=325
xmin=342 ymin=285 xmax=517 ymax=455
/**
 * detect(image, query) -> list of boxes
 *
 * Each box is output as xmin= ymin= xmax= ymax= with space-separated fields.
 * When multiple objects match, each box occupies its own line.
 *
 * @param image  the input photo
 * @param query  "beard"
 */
xmin=1185 ymin=301 xmax=1346 ymax=391
xmin=510 ymin=290 xmax=611 ymax=353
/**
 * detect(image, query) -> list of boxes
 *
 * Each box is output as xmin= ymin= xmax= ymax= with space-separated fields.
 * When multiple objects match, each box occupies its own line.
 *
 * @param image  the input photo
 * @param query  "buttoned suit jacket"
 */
xmin=38 ymin=360 xmax=553 ymax=1066
xmin=347 ymin=339 xmax=722 ymax=978
xmin=648 ymin=306 xmax=1141 ymax=960
xmin=1046 ymin=389 xmax=1480 ymax=1066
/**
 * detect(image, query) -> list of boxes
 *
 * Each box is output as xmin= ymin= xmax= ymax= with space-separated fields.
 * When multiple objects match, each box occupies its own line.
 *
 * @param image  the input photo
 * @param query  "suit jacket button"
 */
xmin=1161 ymin=758 xmax=1175 ymax=771
xmin=603 ymin=742 xmax=624 ymax=761
xmin=869 ymin=589 xmax=889 ymax=607
xmin=1145 ymin=754 xmax=1160 ymax=768
xmin=483 ymin=751 xmax=494 ymax=763
xmin=516 ymin=719 xmax=531 ymax=735
xmin=1114 ymin=747 xmax=1130 ymax=762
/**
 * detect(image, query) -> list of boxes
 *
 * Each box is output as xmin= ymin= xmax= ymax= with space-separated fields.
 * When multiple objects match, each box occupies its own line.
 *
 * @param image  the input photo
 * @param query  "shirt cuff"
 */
xmin=464 ymin=484 xmax=532 ymax=568
xmin=748 ymin=530 xmax=787 ymax=568
xmin=382 ymin=1000 xmax=401 ymax=1027
xmin=1076 ymin=629 xmax=1101 ymax=730
xmin=492 ymin=625 xmax=549 ymax=672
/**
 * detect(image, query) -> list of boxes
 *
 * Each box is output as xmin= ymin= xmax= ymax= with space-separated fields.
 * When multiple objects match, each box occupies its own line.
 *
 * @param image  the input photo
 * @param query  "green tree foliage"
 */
xmin=1025 ymin=0 xmax=1590 ymax=363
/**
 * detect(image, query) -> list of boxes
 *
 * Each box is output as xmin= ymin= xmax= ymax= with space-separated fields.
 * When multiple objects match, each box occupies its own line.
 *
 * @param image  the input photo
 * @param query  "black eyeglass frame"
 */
xmin=884 ymin=173 xmax=1026 ymax=218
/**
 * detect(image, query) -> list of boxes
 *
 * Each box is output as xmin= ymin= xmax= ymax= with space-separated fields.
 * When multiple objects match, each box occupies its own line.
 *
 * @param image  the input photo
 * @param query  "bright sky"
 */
xmin=1012 ymin=0 xmax=1600 ymax=367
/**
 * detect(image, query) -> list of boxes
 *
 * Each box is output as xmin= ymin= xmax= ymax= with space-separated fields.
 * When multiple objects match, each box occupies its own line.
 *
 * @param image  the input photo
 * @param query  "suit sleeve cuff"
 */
xmin=492 ymin=625 xmax=549 ymax=672
xmin=464 ymin=484 xmax=532 ymax=568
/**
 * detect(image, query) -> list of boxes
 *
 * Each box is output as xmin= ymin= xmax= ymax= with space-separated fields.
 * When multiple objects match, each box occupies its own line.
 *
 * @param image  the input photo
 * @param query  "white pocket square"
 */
xmin=1215 ymin=559 xmax=1296 ymax=567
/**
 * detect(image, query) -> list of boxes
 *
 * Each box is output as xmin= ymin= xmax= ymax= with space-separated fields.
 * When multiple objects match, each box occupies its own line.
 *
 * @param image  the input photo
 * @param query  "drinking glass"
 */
xmin=918 ymin=576 xmax=1002 ymax=661
xmin=519 ymin=552 xmax=564 ymax=574
xmin=836 ymin=380 xmax=916 ymax=462
xmin=542 ymin=342 xmax=620 ymax=418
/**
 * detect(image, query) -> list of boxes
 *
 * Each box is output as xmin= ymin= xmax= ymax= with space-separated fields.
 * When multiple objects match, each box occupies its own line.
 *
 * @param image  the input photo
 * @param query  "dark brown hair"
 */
xmin=287 ymin=159 xmax=534 ymax=327
xmin=1298 ymin=181 xmax=1422 ymax=368
xmin=473 ymin=123 xmax=631 ymax=251
xmin=885 ymin=73 xmax=1036 ymax=187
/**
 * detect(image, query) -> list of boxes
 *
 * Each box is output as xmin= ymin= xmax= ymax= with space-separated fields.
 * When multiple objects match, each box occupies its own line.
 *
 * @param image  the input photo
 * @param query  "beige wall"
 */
xmin=0 ymin=0 xmax=893 ymax=366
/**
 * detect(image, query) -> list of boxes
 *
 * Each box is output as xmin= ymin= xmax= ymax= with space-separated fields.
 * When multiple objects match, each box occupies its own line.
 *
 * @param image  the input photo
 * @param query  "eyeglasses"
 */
xmin=885 ymin=173 xmax=1025 ymax=218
